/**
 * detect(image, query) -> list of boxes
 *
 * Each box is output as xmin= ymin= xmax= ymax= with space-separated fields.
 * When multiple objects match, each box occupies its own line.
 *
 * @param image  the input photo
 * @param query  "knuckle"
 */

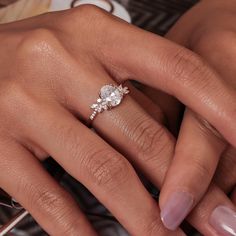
xmin=62 ymin=4 xmax=108 ymax=30
xmin=168 ymin=48 xmax=211 ymax=89
xmin=55 ymin=125 xmax=132 ymax=189
xmin=17 ymin=28 xmax=58 ymax=61
xmin=132 ymin=116 xmax=173 ymax=162
xmin=28 ymin=186 xmax=69 ymax=215
xmin=60 ymin=5 xmax=111 ymax=54
xmin=194 ymin=113 xmax=225 ymax=142
xmin=82 ymin=148 xmax=131 ymax=188
xmin=174 ymin=148 xmax=213 ymax=190
xmin=190 ymin=156 xmax=212 ymax=181
xmin=73 ymin=4 xmax=106 ymax=17
xmin=141 ymin=217 xmax=165 ymax=236
xmin=20 ymin=182 xmax=81 ymax=235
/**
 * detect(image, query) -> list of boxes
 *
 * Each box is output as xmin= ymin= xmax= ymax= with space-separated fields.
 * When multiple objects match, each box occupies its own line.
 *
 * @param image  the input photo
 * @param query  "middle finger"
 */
xmin=15 ymin=91 xmax=184 ymax=236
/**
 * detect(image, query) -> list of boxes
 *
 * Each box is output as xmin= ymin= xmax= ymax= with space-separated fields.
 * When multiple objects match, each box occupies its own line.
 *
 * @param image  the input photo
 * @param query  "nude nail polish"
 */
xmin=209 ymin=206 xmax=236 ymax=236
xmin=160 ymin=191 xmax=194 ymax=230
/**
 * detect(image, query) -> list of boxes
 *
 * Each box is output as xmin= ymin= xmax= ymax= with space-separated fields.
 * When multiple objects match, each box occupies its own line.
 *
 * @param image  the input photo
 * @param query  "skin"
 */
xmin=157 ymin=0 xmax=236 ymax=234
xmin=0 ymin=3 xmax=235 ymax=236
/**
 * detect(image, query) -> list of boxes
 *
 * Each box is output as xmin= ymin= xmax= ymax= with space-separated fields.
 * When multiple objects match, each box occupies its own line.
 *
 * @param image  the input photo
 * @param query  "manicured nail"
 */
xmin=160 ymin=191 xmax=194 ymax=230
xmin=209 ymin=206 xmax=236 ymax=236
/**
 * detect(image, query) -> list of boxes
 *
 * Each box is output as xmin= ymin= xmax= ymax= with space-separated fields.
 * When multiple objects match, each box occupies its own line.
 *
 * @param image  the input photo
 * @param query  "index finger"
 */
xmin=19 ymin=99 xmax=185 ymax=236
xmin=99 ymin=13 xmax=236 ymax=147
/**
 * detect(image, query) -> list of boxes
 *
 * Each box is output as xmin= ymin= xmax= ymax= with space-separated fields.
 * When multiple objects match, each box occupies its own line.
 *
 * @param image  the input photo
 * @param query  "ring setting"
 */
xmin=89 ymin=84 xmax=129 ymax=121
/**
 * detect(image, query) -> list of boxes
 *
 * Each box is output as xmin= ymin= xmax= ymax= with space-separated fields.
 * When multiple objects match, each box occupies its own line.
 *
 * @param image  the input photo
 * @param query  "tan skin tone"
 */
xmin=0 ymin=3 xmax=236 ymax=236
xmin=153 ymin=1 xmax=236 ymax=235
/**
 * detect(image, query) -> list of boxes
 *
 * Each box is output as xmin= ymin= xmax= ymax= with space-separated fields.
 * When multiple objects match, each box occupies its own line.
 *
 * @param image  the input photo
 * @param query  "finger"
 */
xmin=54 ymin=66 xmax=175 ymax=189
xmin=188 ymin=30 xmax=236 ymax=88
xmin=16 ymin=99 xmax=184 ymax=236
xmin=91 ymin=93 xmax=175 ymax=189
xmin=59 ymin=67 xmax=185 ymax=234
xmin=0 ymin=138 xmax=96 ymax=236
xmin=159 ymin=109 xmax=226 ymax=230
xmin=214 ymin=146 xmax=236 ymax=194
xmin=98 ymin=16 xmax=236 ymax=148
xmin=137 ymin=84 xmax=183 ymax=136
xmin=187 ymin=184 xmax=236 ymax=236
xmin=166 ymin=9 xmax=236 ymax=197
xmin=127 ymin=82 xmax=167 ymax=125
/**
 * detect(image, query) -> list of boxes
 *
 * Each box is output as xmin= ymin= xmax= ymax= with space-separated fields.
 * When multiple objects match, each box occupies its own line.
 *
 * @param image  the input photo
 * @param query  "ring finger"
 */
xmin=15 ymin=90 xmax=184 ymax=236
xmin=45 ymin=59 xmax=176 ymax=190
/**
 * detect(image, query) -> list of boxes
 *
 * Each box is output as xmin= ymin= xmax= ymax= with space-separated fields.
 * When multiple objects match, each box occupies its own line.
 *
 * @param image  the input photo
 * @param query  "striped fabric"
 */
xmin=120 ymin=0 xmax=199 ymax=35
xmin=0 ymin=0 xmax=199 ymax=235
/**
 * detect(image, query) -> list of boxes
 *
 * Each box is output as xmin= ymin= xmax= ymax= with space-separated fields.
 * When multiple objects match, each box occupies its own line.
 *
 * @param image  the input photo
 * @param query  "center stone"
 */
xmin=100 ymin=85 xmax=122 ymax=107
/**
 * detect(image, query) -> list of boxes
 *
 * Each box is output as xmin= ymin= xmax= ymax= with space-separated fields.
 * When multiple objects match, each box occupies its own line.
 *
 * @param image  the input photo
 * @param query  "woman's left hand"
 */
xmin=0 ymin=4 xmax=236 ymax=235
xmin=157 ymin=1 xmax=236 ymax=235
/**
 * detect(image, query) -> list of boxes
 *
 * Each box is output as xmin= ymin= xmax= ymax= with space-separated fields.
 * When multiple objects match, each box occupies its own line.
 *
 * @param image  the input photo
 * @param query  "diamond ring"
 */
xmin=89 ymin=84 xmax=129 ymax=121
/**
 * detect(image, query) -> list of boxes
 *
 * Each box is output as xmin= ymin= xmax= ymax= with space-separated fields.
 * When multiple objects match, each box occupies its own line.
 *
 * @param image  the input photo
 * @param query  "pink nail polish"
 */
xmin=209 ymin=206 xmax=236 ymax=236
xmin=160 ymin=191 xmax=194 ymax=231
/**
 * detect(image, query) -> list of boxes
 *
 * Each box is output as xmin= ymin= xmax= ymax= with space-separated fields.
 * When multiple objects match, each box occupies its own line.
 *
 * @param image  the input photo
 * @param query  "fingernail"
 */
xmin=209 ymin=206 xmax=236 ymax=236
xmin=160 ymin=191 xmax=194 ymax=230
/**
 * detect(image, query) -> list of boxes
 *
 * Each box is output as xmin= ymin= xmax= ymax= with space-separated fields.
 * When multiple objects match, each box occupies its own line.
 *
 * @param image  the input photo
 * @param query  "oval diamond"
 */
xmin=100 ymin=85 xmax=122 ymax=107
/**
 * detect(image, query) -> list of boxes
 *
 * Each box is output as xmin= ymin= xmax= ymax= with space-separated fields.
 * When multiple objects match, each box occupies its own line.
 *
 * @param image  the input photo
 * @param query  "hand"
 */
xmin=0 ymin=6 xmax=181 ymax=236
xmin=0 ymin=5 xmax=236 ymax=236
xmin=158 ymin=1 xmax=236 ymax=235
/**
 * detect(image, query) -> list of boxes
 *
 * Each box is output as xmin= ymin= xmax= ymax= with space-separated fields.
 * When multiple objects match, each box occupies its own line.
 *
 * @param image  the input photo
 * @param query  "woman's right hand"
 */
xmin=0 ymin=5 xmax=236 ymax=236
